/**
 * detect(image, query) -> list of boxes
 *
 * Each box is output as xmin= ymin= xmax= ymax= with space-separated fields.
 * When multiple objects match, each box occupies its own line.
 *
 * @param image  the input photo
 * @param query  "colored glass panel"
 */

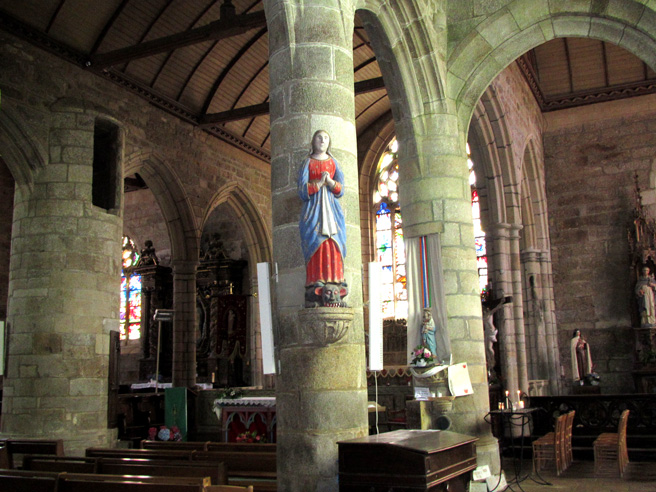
xmin=376 ymin=212 xmax=391 ymax=232
xmin=475 ymin=236 xmax=486 ymax=256
xmin=381 ymin=300 xmax=394 ymax=318
xmin=381 ymin=265 xmax=394 ymax=285
xmin=128 ymin=322 xmax=140 ymax=340
xmin=120 ymin=236 xmax=143 ymax=341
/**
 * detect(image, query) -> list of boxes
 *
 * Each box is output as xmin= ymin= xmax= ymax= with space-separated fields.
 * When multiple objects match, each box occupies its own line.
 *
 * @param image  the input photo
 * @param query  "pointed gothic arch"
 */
xmin=124 ymin=151 xmax=199 ymax=264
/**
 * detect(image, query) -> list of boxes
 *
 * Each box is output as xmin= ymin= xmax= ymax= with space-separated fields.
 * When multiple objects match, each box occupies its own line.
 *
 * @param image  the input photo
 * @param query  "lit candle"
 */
xmin=519 ymin=401 xmax=525 ymax=409
xmin=505 ymin=390 xmax=509 ymax=397
xmin=517 ymin=390 xmax=521 ymax=400
xmin=499 ymin=403 xmax=504 ymax=410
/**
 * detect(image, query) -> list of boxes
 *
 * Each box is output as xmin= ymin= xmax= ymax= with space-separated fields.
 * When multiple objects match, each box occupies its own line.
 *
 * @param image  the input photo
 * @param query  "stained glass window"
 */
xmin=468 ymin=144 xmax=488 ymax=295
xmin=120 ymin=236 xmax=142 ymax=341
xmin=373 ymin=139 xmax=408 ymax=319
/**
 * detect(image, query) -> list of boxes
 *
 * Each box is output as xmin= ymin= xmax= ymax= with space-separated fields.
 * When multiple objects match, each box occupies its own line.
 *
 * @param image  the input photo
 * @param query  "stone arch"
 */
xmin=520 ymin=137 xmax=549 ymax=251
xmin=450 ymin=1 xmax=656 ymax=132
xmin=358 ymin=114 xmax=396 ymax=263
xmin=470 ymin=88 xmax=509 ymax=228
xmin=0 ymin=102 xmax=47 ymax=188
xmin=203 ymin=183 xmax=272 ymax=268
xmin=357 ymin=2 xmax=448 ymax=180
xmin=202 ymin=182 xmax=272 ymax=387
xmin=124 ymin=151 xmax=199 ymax=264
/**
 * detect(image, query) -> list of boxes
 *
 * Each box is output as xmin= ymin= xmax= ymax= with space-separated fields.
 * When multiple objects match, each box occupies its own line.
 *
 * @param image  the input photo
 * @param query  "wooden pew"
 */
xmin=0 ymin=469 xmax=209 ymax=491
xmin=0 ymin=469 xmax=58 ymax=492
xmin=0 ymin=445 xmax=10 ymax=469
xmin=140 ymin=440 xmax=276 ymax=454
xmin=99 ymin=458 xmax=226 ymax=485
xmin=23 ymin=455 xmax=227 ymax=485
xmin=86 ymin=447 xmax=277 ymax=492
xmin=23 ymin=455 xmax=97 ymax=473
xmin=0 ymin=438 xmax=64 ymax=468
xmin=141 ymin=440 xmax=210 ymax=451
xmin=206 ymin=442 xmax=276 ymax=454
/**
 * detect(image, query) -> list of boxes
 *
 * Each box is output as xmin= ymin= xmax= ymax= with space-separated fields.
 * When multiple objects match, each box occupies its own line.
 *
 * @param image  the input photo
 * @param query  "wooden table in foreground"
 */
xmin=338 ymin=429 xmax=478 ymax=492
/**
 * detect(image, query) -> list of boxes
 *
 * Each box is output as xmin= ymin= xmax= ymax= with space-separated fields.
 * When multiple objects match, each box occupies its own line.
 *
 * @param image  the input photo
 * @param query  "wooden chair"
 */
xmin=593 ymin=409 xmax=630 ymax=477
xmin=563 ymin=410 xmax=575 ymax=469
xmin=205 ymin=486 xmax=254 ymax=492
xmin=532 ymin=412 xmax=567 ymax=475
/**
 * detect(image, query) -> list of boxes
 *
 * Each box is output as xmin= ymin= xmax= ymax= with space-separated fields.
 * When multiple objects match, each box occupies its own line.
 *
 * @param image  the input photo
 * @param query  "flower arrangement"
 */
xmin=411 ymin=344 xmax=434 ymax=366
xmin=217 ymin=387 xmax=243 ymax=399
xmin=148 ymin=425 xmax=182 ymax=441
xmin=235 ymin=430 xmax=267 ymax=443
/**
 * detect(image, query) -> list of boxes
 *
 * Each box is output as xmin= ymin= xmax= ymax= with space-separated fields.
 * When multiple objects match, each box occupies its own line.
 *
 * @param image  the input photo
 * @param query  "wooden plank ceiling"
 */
xmin=1 ymin=0 xmax=655 ymax=161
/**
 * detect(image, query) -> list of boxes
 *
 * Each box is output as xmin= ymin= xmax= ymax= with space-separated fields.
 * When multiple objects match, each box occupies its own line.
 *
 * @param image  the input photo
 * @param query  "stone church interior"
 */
xmin=1 ymin=0 xmax=656 ymax=490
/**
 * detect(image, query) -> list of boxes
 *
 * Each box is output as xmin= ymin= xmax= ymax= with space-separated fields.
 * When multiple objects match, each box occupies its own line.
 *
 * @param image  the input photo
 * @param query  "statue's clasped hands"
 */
xmin=320 ymin=171 xmax=335 ymax=190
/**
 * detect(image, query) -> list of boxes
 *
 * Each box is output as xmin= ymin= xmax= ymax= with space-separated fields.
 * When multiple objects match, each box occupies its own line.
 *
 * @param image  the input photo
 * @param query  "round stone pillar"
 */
xmin=265 ymin=0 xmax=367 ymax=490
xmin=396 ymin=111 xmax=498 ymax=471
xmin=0 ymin=100 xmax=123 ymax=456
xmin=171 ymin=260 xmax=199 ymax=388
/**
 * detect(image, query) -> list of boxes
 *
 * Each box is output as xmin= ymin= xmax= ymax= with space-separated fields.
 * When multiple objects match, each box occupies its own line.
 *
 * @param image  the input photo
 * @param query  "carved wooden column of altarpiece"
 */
xmin=196 ymin=255 xmax=248 ymax=387
xmin=629 ymin=176 xmax=656 ymax=391
xmin=133 ymin=261 xmax=173 ymax=381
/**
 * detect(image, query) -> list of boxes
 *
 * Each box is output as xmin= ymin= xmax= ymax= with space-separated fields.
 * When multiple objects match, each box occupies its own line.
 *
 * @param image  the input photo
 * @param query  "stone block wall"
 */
xmin=0 ymin=159 xmax=14 ymax=321
xmin=544 ymin=95 xmax=656 ymax=392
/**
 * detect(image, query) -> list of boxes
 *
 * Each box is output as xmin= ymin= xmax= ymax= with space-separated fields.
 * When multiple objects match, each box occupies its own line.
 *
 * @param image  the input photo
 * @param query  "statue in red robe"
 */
xmin=298 ymin=130 xmax=348 ymax=307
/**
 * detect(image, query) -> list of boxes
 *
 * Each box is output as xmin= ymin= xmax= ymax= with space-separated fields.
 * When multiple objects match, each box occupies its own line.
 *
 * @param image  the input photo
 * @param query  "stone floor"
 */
xmin=496 ymin=459 xmax=656 ymax=492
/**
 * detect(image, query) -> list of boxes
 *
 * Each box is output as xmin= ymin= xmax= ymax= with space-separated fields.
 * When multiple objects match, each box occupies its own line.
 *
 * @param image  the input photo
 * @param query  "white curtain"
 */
xmin=405 ymin=234 xmax=451 ymax=365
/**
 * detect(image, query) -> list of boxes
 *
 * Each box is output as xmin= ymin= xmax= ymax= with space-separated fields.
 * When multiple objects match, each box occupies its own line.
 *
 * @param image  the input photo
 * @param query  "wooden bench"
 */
xmin=0 ymin=469 xmax=58 ymax=492
xmin=23 ymin=455 xmax=227 ymax=485
xmin=0 ymin=438 xmax=64 ymax=468
xmin=0 ymin=469 xmax=208 ymax=492
xmin=140 ymin=440 xmax=276 ymax=455
xmin=86 ymin=447 xmax=277 ymax=492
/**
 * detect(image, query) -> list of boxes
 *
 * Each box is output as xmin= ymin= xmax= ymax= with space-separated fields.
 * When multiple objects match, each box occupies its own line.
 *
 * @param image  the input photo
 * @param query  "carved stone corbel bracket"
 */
xmin=297 ymin=307 xmax=353 ymax=346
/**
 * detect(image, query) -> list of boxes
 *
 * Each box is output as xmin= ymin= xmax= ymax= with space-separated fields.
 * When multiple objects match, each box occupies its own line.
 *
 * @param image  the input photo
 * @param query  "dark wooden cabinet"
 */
xmin=338 ymin=429 xmax=477 ymax=491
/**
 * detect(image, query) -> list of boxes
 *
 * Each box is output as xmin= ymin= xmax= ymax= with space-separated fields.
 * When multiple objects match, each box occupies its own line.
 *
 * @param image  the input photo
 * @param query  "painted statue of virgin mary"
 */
xmin=297 ymin=130 xmax=347 ymax=298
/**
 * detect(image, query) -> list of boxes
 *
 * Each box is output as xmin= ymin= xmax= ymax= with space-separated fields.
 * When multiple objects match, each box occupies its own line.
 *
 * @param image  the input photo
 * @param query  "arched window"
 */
xmin=468 ymin=143 xmax=488 ymax=295
xmin=373 ymin=139 xmax=408 ymax=319
xmin=372 ymin=139 xmax=488 ymax=319
xmin=120 ymin=236 xmax=142 ymax=341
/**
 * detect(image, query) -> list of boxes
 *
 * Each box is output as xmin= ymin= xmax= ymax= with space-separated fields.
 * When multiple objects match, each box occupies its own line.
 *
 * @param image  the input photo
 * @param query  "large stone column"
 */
xmin=265 ymin=1 xmax=367 ymax=490
xmin=171 ymin=260 xmax=198 ymax=388
xmin=0 ymin=100 xmax=123 ymax=456
xmin=397 ymin=110 xmax=499 ymax=471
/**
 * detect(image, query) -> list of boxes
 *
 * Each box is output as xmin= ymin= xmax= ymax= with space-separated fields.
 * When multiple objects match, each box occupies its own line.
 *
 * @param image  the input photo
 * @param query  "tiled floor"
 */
xmin=497 ymin=459 xmax=656 ymax=491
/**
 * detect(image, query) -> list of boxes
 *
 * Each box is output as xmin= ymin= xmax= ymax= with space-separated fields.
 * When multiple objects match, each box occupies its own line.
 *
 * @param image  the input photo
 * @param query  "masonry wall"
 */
xmin=0 ymin=159 xmax=14 ymax=321
xmin=0 ymin=31 xmax=271 ymax=447
xmin=543 ymin=95 xmax=656 ymax=392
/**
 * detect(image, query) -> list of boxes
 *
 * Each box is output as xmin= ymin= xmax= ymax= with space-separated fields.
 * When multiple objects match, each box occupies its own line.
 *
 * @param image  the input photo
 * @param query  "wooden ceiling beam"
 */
xmin=199 ymin=77 xmax=386 ymax=126
xmin=89 ymin=9 xmax=266 ymax=68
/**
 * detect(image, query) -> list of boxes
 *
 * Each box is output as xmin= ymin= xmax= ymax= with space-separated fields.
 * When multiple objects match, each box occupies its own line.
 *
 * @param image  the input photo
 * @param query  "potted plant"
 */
xmin=411 ymin=345 xmax=434 ymax=367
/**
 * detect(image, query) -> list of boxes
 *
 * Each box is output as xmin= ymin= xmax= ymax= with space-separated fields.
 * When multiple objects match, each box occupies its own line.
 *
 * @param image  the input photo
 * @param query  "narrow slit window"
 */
xmin=93 ymin=118 xmax=120 ymax=210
